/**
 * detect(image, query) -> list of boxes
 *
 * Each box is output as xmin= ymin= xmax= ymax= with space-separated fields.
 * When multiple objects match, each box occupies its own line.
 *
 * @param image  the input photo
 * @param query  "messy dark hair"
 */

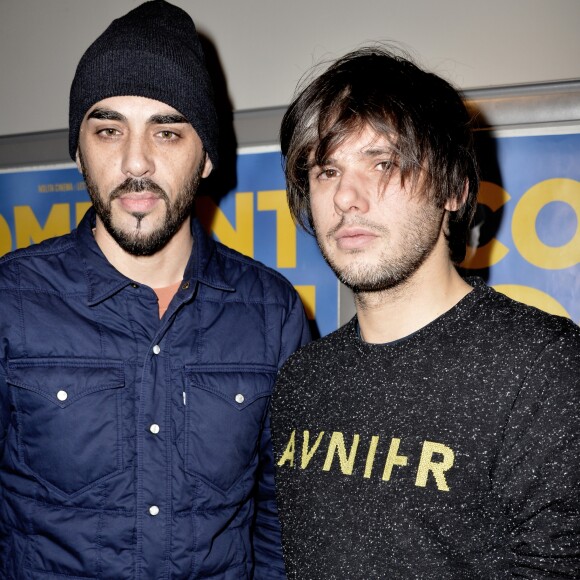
xmin=280 ymin=46 xmax=479 ymax=264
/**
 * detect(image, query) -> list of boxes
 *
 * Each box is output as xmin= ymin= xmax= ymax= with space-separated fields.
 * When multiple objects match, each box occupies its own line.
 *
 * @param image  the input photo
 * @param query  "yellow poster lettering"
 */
xmin=15 ymin=204 xmax=70 ymax=248
xmin=38 ymin=182 xmax=73 ymax=193
xmin=76 ymin=202 xmax=92 ymax=227
xmin=323 ymin=431 xmax=360 ymax=475
xmin=301 ymin=430 xmax=325 ymax=469
xmin=195 ymin=192 xmax=254 ymax=257
xmin=294 ymin=285 xmax=316 ymax=320
xmin=364 ymin=435 xmax=380 ymax=478
xmin=0 ymin=213 xmax=12 ymax=257
xmin=513 ymin=178 xmax=580 ymax=269
xmin=415 ymin=440 xmax=454 ymax=492
xmin=461 ymin=181 xmax=510 ymax=269
xmin=382 ymin=437 xmax=408 ymax=481
xmin=277 ymin=429 xmax=296 ymax=467
xmin=257 ymin=190 xmax=297 ymax=268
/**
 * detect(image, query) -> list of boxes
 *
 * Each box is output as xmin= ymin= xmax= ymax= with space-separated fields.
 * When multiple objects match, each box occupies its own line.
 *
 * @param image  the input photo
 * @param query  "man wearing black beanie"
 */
xmin=0 ymin=2 xmax=309 ymax=578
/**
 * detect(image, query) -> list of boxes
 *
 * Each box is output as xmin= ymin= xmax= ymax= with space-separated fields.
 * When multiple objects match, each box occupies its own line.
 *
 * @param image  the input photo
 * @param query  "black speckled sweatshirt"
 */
xmin=271 ymin=278 xmax=580 ymax=579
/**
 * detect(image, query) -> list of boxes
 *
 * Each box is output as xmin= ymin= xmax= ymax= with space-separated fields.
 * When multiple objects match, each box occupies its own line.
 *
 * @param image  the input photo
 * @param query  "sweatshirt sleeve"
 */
xmin=493 ymin=330 xmax=580 ymax=578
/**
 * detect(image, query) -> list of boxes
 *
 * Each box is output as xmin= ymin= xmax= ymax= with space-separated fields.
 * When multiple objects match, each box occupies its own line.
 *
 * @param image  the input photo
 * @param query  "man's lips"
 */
xmin=333 ymin=227 xmax=379 ymax=250
xmin=115 ymin=192 xmax=162 ymax=214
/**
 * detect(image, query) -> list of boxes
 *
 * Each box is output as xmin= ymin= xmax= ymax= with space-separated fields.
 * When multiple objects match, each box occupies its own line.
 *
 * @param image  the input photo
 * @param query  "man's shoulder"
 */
xmin=472 ymin=281 xmax=580 ymax=345
xmin=0 ymin=233 xmax=77 ymax=283
xmin=278 ymin=321 xmax=353 ymax=373
xmin=212 ymin=238 xmax=299 ymax=300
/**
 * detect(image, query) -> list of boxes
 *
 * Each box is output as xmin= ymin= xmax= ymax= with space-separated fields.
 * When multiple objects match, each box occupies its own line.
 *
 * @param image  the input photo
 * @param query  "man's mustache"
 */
xmin=327 ymin=216 xmax=389 ymax=238
xmin=109 ymin=178 xmax=168 ymax=201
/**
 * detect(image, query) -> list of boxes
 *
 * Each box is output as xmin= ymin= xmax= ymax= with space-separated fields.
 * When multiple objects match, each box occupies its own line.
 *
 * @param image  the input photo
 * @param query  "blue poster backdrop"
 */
xmin=464 ymin=132 xmax=580 ymax=324
xmin=0 ymin=166 xmax=90 ymax=256
xmin=0 ymin=133 xmax=579 ymax=333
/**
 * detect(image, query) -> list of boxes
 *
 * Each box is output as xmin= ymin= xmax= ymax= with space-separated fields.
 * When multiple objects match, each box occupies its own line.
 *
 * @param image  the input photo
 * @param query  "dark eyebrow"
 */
xmin=148 ymin=114 xmax=188 ymax=125
xmin=362 ymin=146 xmax=393 ymax=157
xmin=87 ymin=108 xmax=126 ymax=122
xmin=308 ymin=144 xmax=394 ymax=169
xmin=86 ymin=109 xmax=188 ymax=125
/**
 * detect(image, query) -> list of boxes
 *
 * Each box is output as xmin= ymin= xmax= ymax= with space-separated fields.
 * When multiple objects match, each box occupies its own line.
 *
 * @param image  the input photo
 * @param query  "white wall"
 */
xmin=1 ymin=0 xmax=580 ymax=137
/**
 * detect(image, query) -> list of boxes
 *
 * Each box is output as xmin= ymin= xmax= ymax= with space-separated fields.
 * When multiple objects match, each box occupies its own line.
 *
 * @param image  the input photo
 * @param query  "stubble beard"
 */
xmin=79 ymin=151 xmax=205 ymax=257
xmin=315 ymin=207 xmax=445 ymax=294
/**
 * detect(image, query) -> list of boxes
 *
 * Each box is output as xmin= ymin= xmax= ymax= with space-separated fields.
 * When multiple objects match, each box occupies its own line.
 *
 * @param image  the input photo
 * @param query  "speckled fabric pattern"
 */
xmin=271 ymin=278 xmax=580 ymax=579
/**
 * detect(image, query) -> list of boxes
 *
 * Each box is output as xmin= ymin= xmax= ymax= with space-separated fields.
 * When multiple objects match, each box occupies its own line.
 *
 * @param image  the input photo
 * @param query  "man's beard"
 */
xmin=315 ymin=207 xmax=444 ymax=294
xmin=79 ymin=152 xmax=205 ymax=256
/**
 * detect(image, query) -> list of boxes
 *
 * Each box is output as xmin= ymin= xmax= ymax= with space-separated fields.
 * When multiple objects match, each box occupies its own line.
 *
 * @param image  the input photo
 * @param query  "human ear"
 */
xmin=201 ymin=155 xmax=213 ymax=178
xmin=445 ymin=180 xmax=469 ymax=212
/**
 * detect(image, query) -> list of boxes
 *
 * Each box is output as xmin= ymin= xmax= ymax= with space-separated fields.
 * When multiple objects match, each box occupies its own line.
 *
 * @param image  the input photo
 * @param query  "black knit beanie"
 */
xmin=69 ymin=0 xmax=218 ymax=168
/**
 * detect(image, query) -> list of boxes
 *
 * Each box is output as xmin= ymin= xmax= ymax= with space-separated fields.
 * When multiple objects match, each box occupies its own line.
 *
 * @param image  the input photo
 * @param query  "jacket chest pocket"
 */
xmin=183 ymin=366 xmax=276 ymax=492
xmin=7 ymin=358 xmax=125 ymax=496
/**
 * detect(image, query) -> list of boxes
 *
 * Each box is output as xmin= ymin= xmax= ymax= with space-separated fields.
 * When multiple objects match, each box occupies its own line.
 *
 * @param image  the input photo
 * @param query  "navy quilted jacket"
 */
xmin=0 ymin=208 xmax=310 ymax=579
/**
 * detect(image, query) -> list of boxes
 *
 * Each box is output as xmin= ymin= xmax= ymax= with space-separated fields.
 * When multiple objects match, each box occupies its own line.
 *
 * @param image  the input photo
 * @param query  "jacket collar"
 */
xmin=77 ymin=207 xmax=234 ymax=306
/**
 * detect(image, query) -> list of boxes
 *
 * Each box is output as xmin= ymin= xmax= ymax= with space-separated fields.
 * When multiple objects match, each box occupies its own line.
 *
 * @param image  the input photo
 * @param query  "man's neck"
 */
xmin=355 ymin=254 xmax=472 ymax=345
xmin=93 ymin=218 xmax=194 ymax=288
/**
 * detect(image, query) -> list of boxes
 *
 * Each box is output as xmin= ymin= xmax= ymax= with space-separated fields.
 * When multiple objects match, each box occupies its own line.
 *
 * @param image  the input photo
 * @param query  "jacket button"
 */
xmin=150 ymin=424 xmax=160 ymax=434
xmin=181 ymin=282 xmax=190 ymax=290
xmin=149 ymin=505 xmax=160 ymax=516
xmin=57 ymin=390 xmax=68 ymax=401
xmin=235 ymin=393 xmax=244 ymax=404
xmin=152 ymin=345 xmax=161 ymax=355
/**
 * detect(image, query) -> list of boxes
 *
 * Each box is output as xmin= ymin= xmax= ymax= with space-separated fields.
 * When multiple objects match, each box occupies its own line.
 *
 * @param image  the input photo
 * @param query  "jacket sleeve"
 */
xmin=494 ymin=331 xmax=580 ymax=578
xmin=0 ymin=361 xmax=8 ymax=464
xmin=252 ymin=288 xmax=311 ymax=579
